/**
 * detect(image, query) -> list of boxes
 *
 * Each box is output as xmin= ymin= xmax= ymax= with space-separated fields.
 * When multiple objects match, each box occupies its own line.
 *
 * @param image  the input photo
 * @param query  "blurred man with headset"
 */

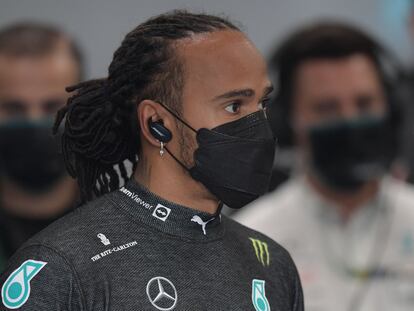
xmin=235 ymin=22 xmax=414 ymax=311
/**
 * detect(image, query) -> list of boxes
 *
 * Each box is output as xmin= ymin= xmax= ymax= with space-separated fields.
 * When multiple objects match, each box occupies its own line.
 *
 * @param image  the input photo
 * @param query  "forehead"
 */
xmin=178 ymin=30 xmax=268 ymax=96
xmin=295 ymin=54 xmax=383 ymax=95
xmin=0 ymin=52 xmax=79 ymax=99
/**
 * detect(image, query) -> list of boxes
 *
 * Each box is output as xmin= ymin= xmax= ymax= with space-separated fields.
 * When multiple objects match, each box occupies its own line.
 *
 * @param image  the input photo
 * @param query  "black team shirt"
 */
xmin=0 ymin=179 xmax=303 ymax=310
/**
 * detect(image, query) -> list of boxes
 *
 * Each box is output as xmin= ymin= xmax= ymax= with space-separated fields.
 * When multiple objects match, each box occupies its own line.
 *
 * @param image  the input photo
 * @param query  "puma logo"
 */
xmin=191 ymin=215 xmax=215 ymax=235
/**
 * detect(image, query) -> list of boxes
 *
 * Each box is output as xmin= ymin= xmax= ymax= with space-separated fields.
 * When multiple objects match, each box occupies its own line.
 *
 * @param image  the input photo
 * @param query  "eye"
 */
xmin=224 ymin=102 xmax=241 ymax=114
xmin=0 ymin=100 xmax=26 ymax=118
xmin=355 ymin=95 xmax=375 ymax=113
xmin=43 ymin=99 xmax=65 ymax=115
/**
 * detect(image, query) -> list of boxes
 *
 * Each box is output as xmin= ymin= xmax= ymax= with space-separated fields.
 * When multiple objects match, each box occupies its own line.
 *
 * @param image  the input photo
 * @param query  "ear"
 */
xmin=137 ymin=99 xmax=174 ymax=148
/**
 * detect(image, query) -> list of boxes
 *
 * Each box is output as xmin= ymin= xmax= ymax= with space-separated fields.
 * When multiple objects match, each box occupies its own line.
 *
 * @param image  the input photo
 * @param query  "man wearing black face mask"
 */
xmin=0 ymin=23 xmax=82 ymax=270
xmin=0 ymin=11 xmax=303 ymax=310
xmin=235 ymin=23 xmax=414 ymax=311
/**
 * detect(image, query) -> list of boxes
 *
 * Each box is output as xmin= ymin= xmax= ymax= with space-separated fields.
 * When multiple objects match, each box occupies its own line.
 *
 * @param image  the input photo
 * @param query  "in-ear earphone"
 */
xmin=148 ymin=119 xmax=172 ymax=143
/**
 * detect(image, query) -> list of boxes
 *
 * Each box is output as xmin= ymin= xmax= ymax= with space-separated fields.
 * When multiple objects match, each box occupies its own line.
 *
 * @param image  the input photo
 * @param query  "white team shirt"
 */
xmin=234 ymin=175 xmax=414 ymax=311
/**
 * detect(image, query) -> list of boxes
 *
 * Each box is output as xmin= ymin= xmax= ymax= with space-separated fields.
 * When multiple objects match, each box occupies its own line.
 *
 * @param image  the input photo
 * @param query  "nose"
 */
xmin=338 ymin=98 xmax=361 ymax=120
xmin=246 ymin=100 xmax=264 ymax=116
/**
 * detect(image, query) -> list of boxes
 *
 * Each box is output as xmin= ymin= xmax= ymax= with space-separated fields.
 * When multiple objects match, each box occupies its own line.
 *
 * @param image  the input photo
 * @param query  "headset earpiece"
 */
xmin=148 ymin=119 xmax=172 ymax=143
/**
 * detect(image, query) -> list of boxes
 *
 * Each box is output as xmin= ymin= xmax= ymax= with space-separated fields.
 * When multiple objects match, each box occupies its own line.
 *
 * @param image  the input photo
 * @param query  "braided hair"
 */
xmin=53 ymin=10 xmax=240 ymax=202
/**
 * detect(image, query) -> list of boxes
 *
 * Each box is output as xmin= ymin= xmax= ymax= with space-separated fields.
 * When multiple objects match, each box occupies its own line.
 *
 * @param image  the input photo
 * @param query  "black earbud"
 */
xmin=148 ymin=119 xmax=172 ymax=143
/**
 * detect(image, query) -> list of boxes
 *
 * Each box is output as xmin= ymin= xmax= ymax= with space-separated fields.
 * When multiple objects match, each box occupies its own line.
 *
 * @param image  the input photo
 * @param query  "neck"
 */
xmin=134 ymin=151 xmax=220 ymax=215
xmin=306 ymin=173 xmax=380 ymax=221
xmin=0 ymin=176 xmax=78 ymax=219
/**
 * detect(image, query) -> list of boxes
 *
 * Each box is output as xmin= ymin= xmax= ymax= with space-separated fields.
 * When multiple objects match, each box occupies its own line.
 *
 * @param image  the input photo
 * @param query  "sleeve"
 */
xmin=270 ymin=241 xmax=305 ymax=311
xmin=0 ymin=244 xmax=84 ymax=310
xmin=287 ymin=252 xmax=304 ymax=311
xmin=292 ymin=272 xmax=304 ymax=310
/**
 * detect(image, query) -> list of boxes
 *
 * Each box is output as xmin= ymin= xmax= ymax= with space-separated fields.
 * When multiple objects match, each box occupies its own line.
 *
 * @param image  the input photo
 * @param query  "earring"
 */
xmin=160 ymin=142 xmax=165 ymax=156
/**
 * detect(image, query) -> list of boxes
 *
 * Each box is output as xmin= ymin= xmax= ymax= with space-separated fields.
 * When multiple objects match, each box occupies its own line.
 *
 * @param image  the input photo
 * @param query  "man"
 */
xmin=0 ymin=11 xmax=303 ymax=310
xmin=397 ymin=0 xmax=414 ymax=183
xmin=0 ymin=23 xmax=82 ymax=270
xmin=235 ymin=22 xmax=414 ymax=311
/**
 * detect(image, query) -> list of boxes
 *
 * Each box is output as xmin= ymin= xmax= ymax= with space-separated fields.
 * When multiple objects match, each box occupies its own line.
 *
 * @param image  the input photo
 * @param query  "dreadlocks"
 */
xmin=53 ymin=10 xmax=240 ymax=202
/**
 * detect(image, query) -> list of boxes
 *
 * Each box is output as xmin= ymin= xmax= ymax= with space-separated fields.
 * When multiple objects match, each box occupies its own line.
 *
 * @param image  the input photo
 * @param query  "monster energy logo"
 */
xmin=249 ymin=238 xmax=270 ymax=266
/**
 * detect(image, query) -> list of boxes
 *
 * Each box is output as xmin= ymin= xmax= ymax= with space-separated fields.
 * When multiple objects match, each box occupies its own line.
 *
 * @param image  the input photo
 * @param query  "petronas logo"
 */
xmin=2 ymin=260 xmax=47 ymax=309
xmin=249 ymin=238 xmax=270 ymax=266
xmin=252 ymin=279 xmax=271 ymax=311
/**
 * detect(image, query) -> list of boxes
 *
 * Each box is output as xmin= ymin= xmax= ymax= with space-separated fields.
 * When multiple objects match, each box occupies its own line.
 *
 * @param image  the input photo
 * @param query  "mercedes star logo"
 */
xmin=146 ymin=276 xmax=178 ymax=310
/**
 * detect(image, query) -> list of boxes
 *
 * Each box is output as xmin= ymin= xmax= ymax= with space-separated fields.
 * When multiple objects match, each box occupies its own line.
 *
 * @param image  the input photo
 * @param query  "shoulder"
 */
xmin=25 ymin=193 xmax=118 ymax=249
xmin=223 ymin=215 xmax=303 ymax=306
xmin=383 ymin=177 xmax=414 ymax=220
xmin=0 ymin=191 xmax=135 ymax=309
xmin=8 ymin=191 xmax=133 ymax=270
xmin=385 ymin=177 xmax=414 ymax=201
xmin=0 ymin=244 xmax=84 ymax=310
xmin=223 ymin=215 xmax=295 ymax=265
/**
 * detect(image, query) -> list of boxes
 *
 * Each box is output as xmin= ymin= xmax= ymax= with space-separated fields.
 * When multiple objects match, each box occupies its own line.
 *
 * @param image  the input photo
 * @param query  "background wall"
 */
xmin=1 ymin=0 xmax=412 ymax=78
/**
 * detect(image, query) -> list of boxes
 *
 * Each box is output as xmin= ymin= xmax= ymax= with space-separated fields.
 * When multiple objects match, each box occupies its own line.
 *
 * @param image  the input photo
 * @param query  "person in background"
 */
xmin=396 ymin=0 xmax=414 ymax=183
xmin=235 ymin=22 xmax=414 ymax=311
xmin=0 ymin=23 xmax=82 ymax=270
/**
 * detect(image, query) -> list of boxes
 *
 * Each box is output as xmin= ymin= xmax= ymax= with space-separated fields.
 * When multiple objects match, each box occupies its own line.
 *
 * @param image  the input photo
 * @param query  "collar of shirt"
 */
xmin=110 ymin=179 xmax=225 ymax=242
xmin=297 ymin=175 xmax=390 ymax=226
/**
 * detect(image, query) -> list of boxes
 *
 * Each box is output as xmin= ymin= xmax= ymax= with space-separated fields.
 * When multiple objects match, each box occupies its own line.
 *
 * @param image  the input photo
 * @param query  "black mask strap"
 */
xmin=164 ymin=146 xmax=191 ymax=171
xmin=158 ymin=102 xmax=198 ymax=133
xmin=154 ymin=102 xmax=196 ymax=171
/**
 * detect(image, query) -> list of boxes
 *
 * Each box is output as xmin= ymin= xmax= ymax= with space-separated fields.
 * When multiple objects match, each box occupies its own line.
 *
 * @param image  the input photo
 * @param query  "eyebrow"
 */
xmin=213 ymin=84 xmax=274 ymax=101
xmin=263 ymin=85 xmax=274 ymax=97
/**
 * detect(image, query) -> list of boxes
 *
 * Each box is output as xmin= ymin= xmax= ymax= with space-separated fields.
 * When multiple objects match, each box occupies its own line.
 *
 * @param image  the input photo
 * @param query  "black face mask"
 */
xmin=307 ymin=116 xmax=394 ymax=192
xmin=0 ymin=118 xmax=67 ymax=193
xmin=162 ymin=107 xmax=277 ymax=209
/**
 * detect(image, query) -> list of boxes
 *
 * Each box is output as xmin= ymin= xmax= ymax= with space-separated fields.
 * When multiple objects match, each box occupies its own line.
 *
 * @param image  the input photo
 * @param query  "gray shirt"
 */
xmin=0 ymin=180 xmax=303 ymax=310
